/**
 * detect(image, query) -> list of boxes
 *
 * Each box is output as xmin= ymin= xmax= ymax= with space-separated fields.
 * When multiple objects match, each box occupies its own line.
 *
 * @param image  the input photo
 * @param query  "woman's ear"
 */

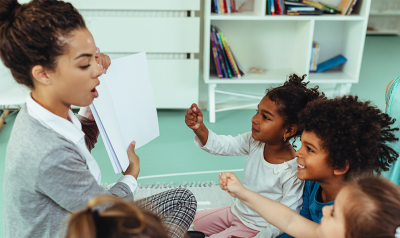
xmin=334 ymin=160 xmax=350 ymax=176
xmin=31 ymin=65 xmax=51 ymax=85
xmin=284 ymin=124 xmax=298 ymax=139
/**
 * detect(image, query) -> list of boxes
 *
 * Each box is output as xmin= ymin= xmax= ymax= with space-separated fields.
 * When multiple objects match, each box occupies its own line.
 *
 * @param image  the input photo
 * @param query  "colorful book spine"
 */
xmin=302 ymin=0 xmax=324 ymax=10
xmin=274 ymin=0 xmax=282 ymax=14
xmin=270 ymin=0 xmax=275 ymax=15
xmin=219 ymin=0 xmax=225 ymax=13
xmin=212 ymin=27 xmax=228 ymax=77
xmin=226 ymin=0 xmax=232 ymax=13
xmin=280 ymin=0 xmax=286 ymax=14
xmin=213 ymin=0 xmax=220 ymax=13
xmin=230 ymin=0 xmax=236 ymax=12
xmin=347 ymin=0 xmax=358 ymax=15
xmin=321 ymin=2 xmax=342 ymax=12
xmin=216 ymin=30 xmax=232 ymax=78
xmin=218 ymin=29 xmax=240 ymax=77
xmin=210 ymin=32 xmax=223 ymax=78
xmin=230 ymin=49 xmax=244 ymax=77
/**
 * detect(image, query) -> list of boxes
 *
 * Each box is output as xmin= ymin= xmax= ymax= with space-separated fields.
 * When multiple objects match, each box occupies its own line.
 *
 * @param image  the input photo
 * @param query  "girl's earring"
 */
xmin=283 ymin=137 xmax=286 ymax=142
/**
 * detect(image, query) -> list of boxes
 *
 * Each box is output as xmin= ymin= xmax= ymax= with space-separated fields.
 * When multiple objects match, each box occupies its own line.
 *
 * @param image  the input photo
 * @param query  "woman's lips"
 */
xmin=91 ymin=87 xmax=99 ymax=98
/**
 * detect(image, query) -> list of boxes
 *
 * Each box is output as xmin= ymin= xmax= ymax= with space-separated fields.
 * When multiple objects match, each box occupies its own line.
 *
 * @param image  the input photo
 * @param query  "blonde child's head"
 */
xmin=317 ymin=177 xmax=400 ymax=238
xmin=66 ymin=195 xmax=170 ymax=238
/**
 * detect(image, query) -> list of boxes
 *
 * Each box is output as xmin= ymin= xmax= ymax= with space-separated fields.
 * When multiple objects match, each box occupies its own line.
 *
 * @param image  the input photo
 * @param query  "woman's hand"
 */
xmin=185 ymin=103 xmax=204 ymax=131
xmin=219 ymin=172 xmax=246 ymax=199
xmin=95 ymin=47 xmax=111 ymax=74
xmin=122 ymin=141 xmax=140 ymax=179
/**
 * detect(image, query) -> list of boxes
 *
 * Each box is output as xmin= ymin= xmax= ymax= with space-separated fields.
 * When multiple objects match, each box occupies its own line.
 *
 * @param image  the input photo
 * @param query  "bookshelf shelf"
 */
xmin=203 ymin=0 xmax=371 ymax=123
xmin=367 ymin=0 xmax=400 ymax=35
xmin=210 ymin=14 xmax=365 ymax=21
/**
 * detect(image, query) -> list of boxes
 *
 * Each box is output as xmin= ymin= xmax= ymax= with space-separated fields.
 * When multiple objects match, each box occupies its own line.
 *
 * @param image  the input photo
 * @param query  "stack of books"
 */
xmin=210 ymin=25 xmax=245 ymax=79
xmin=280 ymin=0 xmax=357 ymax=15
xmin=211 ymin=0 xmax=236 ymax=14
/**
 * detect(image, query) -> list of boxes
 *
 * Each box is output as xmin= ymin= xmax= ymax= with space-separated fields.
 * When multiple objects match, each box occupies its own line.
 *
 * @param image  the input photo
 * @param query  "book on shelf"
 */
xmin=316 ymin=55 xmax=347 ymax=73
xmin=210 ymin=25 xmax=244 ymax=79
xmin=302 ymin=0 xmax=340 ymax=14
xmin=339 ymin=0 xmax=357 ymax=15
xmin=286 ymin=6 xmax=315 ymax=11
xmin=212 ymin=0 xmax=236 ymax=14
xmin=321 ymin=2 xmax=342 ymax=12
xmin=274 ymin=0 xmax=286 ymax=15
xmin=286 ymin=9 xmax=323 ymax=15
xmin=309 ymin=41 xmax=320 ymax=72
xmin=284 ymin=0 xmax=308 ymax=6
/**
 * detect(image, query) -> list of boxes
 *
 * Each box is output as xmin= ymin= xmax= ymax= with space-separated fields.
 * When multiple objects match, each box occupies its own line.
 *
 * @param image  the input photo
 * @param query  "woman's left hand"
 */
xmin=95 ymin=47 xmax=111 ymax=74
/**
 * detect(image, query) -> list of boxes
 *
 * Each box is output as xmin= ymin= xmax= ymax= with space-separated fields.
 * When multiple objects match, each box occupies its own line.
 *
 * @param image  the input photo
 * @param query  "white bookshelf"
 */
xmin=367 ymin=0 xmax=400 ymax=35
xmin=203 ymin=0 xmax=371 ymax=123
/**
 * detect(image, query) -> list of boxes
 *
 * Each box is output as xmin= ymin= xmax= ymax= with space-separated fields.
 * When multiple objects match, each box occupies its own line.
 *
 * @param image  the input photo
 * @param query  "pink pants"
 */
xmin=193 ymin=204 xmax=259 ymax=238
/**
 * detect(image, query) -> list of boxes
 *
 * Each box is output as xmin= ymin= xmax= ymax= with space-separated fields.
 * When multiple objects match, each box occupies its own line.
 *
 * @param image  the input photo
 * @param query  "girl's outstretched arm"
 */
xmin=219 ymin=172 xmax=319 ymax=238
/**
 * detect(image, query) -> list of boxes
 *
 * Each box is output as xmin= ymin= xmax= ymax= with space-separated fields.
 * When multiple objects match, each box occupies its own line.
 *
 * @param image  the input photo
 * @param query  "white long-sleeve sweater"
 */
xmin=195 ymin=129 xmax=305 ymax=238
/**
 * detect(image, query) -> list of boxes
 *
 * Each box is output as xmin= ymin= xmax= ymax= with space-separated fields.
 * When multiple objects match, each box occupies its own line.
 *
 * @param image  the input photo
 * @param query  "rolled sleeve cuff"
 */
xmin=118 ymin=175 xmax=139 ymax=196
xmin=194 ymin=128 xmax=213 ymax=149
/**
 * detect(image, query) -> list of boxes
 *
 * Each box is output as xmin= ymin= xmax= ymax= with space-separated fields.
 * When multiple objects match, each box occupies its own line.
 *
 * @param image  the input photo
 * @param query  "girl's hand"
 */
xmin=219 ymin=172 xmax=246 ymax=199
xmin=95 ymin=47 xmax=111 ymax=74
xmin=185 ymin=103 xmax=204 ymax=131
xmin=122 ymin=141 xmax=140 ymax=179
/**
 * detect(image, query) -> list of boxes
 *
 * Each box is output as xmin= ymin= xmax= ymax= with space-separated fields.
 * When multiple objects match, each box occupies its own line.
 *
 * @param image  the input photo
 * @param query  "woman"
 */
xmin=0 ymin=1 xmax=196 ymax=238
xmin=383 ymin=77 xmax=400 ymax=185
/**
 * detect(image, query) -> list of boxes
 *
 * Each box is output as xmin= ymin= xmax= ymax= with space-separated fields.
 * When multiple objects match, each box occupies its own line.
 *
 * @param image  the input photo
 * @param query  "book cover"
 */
xmin=219 ymin=0 xmax=225 ymax=13
xmin=226 ymin=0 xmax=232 ymax=13
xmin=316 ymin=55 xmax=347 ymax=73
xmin=347 ymin=0 xmax=358 ymax=15
xmin=280 ymin=0 xmax=286 ymax=14
xmin=212 ymin=27 xmax=228 ymax=77
xmin=210 ymin=31 xmax=223 ymax=78
xmin=217 ymin=27 xmax=240 ymax=77
xmin=271 ymin=0 xmax=276 ymax=15
xmin=339 ymin=0 xmax=352 ymax=15
xmin=222 ymin=0 xmax=228 ymax=13
xmin=287 ymin=6 xmax=315 ymax=11
xmin=230 ymin=49 xmax=244 ymax=77
xmin=284 ymin=0 xmax=307 ymax=6
xmin=212 ymin=0 xmax=219 ymax=13
xmin=274 ymin=0 xmax=282 ymax=15
xmin=216 ymin=30 xmax=233 ymax=78
xmin=320 ymin=2 xmax=342 ymax=12
xmin=302 ymin=0 xmax=324 ymax=10
xmin=286 ymin=10 xmax=323 ymax=15
xmin=230 ymin=0 xmax=236 ymax=12
xmin=310 ymin=42 xmax=316 ymax=70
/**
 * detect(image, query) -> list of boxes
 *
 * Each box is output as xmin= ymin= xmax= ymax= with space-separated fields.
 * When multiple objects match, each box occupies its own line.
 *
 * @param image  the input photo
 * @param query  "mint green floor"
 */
xmin=1 ymin=36 xmax=400 ymax=236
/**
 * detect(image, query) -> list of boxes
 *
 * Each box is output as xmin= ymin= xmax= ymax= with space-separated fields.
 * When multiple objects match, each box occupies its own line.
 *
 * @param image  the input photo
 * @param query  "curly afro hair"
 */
xmin=266 ymin=74 xmax=326 ymax=140
xmin=300 ymin=95 xmax=399 ymax=178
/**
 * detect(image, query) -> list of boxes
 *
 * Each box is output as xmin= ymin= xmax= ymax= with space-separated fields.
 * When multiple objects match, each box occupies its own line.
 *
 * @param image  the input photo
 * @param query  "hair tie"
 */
xmin=395 ymin=226 xmax=400 ymax=238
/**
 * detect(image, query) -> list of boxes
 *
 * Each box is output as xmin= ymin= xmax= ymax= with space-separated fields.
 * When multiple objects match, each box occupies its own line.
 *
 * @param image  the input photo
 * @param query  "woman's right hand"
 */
xmin=219 ymin=172 xmax=246 ymax=199
xmin=122 ymin=141 xmax=140 ymax=179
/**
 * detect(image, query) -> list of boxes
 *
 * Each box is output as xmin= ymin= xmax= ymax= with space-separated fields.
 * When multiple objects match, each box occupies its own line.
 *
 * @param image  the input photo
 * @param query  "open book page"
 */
xmin=91 ymin=52 xmax=159 ymax=174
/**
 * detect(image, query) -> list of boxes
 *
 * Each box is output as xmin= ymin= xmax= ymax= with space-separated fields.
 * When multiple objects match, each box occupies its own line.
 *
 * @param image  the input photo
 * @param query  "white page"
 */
xmin=90 ymin=104 xmax=122 ymax=173
xmin=92 ymin=74 xmax=129 ymax=173
xmin=105 ymin=52 xmax=159 ymax=150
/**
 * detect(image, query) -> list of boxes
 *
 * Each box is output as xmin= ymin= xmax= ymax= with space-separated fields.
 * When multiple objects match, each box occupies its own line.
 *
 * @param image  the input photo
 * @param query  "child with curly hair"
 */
xmin=185 ymin=74 xmax=324 ymax=238
xmin=219 ymin=174 xmax=400 ymax=238
xmin=219 ymin=95 xmax=399 ymax=238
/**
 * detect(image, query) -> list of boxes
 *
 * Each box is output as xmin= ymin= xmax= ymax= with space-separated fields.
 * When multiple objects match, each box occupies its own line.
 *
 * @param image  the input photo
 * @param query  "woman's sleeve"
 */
xmin=35 ymin=147 xmax=133 ymax=212
xmin=194 ymin=129 xmax=253 ymax=156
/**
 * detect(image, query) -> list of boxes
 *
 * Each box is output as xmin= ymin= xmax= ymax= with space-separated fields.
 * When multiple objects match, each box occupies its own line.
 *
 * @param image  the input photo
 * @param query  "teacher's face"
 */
xmin=45 ymin=28 xmax=102 ymax=107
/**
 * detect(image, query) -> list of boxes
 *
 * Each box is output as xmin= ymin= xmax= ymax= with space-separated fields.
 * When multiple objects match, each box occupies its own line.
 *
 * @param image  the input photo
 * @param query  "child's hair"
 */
xmin=0 ymin=0 xmax=86 ymax=89
xmin=300 ymin=95 xmax=399 ymax=178
xmin=344 ymin=177 xmax=400 ymax=238
xmin=266 ymin=74 xmax=325 ymax=141
xmin=66 ymin=195 xmax=170 ymax=238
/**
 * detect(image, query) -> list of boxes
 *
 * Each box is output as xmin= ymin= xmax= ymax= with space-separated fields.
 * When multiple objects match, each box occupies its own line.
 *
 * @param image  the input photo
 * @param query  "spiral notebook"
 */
xmin=90 ymin=52 xmax=159 ymax=173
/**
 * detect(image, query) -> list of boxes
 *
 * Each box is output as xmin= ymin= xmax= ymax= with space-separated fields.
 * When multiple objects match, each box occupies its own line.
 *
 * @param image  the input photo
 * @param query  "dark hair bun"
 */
xmin=0 ymin=0 xmax=20 ymax=26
